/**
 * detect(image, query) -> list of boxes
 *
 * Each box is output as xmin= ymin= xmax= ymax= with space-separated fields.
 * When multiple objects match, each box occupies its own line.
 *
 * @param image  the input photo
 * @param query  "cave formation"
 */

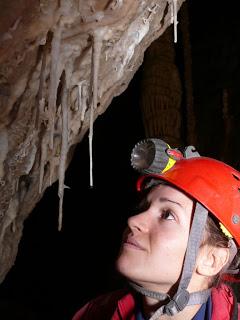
xmin=0 ymin=0 xmax=239 ymax=319
xmin=0 ymin=0 xmax=186 ymax=283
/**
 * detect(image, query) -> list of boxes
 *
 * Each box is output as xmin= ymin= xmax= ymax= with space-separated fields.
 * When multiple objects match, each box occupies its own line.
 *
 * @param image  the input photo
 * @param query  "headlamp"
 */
xmin=131 ymin=138 xmax=182 ymax=174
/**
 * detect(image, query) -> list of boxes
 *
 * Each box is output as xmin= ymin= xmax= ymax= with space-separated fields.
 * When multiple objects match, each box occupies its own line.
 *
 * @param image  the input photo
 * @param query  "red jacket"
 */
xmin=72 ymin=284 xmax=239 ymax=320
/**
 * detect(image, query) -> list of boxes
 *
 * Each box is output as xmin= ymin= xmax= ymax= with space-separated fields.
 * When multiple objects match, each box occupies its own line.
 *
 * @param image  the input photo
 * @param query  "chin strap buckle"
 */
xmin=164 ymin=290 xmax=190 ymax=316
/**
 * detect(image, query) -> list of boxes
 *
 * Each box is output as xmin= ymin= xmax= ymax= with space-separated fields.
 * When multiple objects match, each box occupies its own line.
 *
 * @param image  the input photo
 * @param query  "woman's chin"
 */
xmin=116 ymin=257 xmax=141 ymax=281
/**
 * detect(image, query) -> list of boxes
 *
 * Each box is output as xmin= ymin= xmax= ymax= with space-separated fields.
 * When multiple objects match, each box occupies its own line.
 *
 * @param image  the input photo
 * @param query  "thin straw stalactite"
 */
xmin=89 ymin=29 xmax=104 ymax=187
xmin=58 ymin=72 xmax=69 ymax=231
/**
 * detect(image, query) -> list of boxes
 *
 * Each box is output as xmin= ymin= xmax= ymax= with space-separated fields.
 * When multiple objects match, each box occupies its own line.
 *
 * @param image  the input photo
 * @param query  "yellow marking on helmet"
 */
xmin=162 ymin=144 xmax=176 ymax=173
xmin=219 ymin=223 xmax=233 ymax=239
xmin=162 ymin=157 xmax=176 ymax=173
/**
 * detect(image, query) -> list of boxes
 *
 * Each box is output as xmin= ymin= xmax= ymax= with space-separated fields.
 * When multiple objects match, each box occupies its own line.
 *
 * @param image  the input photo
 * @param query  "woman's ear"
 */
xmin=196 ymin=245 xmax=230 ymax=277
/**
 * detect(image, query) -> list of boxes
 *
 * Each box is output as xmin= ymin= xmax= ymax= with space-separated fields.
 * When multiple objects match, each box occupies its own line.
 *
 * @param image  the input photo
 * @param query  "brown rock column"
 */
xmin=140 ymin=27 xmax=182 ymax=147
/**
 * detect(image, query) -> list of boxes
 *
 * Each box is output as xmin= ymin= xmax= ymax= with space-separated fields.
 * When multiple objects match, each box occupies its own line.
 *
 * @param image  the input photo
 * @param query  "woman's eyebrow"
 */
xmin=158 ymin=197 xmax=183 ymax=208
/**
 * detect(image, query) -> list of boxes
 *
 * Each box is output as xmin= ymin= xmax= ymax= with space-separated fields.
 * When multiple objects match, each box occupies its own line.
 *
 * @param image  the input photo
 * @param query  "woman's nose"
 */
xmin=128 ymin=211 xmax=149 ymax=234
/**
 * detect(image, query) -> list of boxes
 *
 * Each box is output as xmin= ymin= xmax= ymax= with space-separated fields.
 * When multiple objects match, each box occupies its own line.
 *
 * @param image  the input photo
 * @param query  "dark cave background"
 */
xmin=0 ymin=1 xmax=240 ymax=319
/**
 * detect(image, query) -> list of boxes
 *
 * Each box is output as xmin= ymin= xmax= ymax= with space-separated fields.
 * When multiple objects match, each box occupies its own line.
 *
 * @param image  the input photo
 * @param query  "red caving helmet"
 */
xmin=137 ymin=157 xmax=240 ymax=247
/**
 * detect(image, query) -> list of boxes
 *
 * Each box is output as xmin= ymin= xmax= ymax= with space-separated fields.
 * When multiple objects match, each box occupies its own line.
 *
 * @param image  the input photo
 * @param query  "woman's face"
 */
xmin=116 ymin=184 xmax=194 ymax=293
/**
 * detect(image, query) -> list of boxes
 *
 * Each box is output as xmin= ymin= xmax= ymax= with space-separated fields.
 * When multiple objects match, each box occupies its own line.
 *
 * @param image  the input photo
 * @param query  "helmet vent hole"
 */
xmin=232 ymin=173 xmax=240 ymax=181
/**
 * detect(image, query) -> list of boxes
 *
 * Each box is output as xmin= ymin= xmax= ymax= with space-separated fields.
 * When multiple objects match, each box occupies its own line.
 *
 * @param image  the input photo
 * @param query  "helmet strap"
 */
xmin=129 ymin=282 xmax=169 ymax=301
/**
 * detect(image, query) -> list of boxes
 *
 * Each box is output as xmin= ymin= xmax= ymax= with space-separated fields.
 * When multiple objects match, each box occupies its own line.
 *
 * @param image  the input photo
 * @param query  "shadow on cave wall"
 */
xmin=0 ymin=1 xmax=240 ymax=319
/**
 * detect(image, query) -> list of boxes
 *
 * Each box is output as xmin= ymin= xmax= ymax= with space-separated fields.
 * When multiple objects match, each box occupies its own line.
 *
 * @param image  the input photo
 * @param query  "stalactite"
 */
xmin=48 ymin=99 xmax=61 ymax=188
xmin=49 ymin=154 xmax=59 ymax=187
xmin=48 ymin=26 xmax=62 ymax=150
xmin=168 ymin=0 xmax=178 ymax=43
xmin=169 ymin=0 xmax=174 ymax=23
xmin=89 ymin=29 xmax=104 ymax=187
xmin=58 ymin=72 xmax=69 ymax=231
xmin=173 ymin=0 xmax=178 ymax=43
xmin=78 ymin=80 xmax=87 ymax=122
xmin=38 ymin=98 xmax=50 ymax=192
xmin=36 ymin=39 xmax=49 ymax=130
xmin=65 ymin=62 xmax=73 ymax=143
xmin=39 ymin=133 xmax=48 ymax=193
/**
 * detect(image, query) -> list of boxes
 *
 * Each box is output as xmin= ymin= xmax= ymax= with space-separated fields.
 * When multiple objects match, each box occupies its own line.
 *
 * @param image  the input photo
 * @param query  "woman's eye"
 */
xmin=161 ymin=210 xmax=175 ymax=221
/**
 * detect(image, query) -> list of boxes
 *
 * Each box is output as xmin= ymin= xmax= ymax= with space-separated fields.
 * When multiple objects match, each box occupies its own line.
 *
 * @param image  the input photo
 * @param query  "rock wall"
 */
xmin=0 ymin=0 xmax=185 ymax=283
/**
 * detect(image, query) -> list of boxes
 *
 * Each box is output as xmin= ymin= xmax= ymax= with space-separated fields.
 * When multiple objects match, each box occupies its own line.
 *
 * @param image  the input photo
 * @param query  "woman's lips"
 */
xmin=124 ymin=237 xmax=145 ymax=250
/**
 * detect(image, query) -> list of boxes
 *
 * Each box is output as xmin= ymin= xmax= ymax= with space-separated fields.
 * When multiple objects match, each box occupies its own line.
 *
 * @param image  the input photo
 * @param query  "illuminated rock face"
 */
xmin=0 ymin=0 xmax=185 ymax=282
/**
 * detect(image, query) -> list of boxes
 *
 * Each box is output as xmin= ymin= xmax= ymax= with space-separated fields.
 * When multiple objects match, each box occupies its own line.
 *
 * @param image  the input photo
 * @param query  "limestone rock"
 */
xmin=0 ymin=0 xmax=185 ymax=282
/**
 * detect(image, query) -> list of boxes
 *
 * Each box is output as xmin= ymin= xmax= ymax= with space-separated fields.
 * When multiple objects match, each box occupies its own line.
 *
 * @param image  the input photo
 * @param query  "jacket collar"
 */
xmin=112 ymin=284 xmax=238 ymax=320
xmin=211 ymin=284 xmax=239 ymax=320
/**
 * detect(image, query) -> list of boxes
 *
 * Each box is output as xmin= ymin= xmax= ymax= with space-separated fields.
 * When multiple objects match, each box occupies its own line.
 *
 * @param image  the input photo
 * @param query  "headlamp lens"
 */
xmin=131 ymin=140 xmax=155 ymax=171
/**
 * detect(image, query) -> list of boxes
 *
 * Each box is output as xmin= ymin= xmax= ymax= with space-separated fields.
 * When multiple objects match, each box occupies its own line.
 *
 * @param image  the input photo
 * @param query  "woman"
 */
xmin=72 ymin=139 xmax=240 ymax=319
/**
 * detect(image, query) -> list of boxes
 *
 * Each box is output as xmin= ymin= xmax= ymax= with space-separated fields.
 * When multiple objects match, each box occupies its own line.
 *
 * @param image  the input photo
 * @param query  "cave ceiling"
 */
xmin=0 ymin=0 xmax=186 ymax=283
